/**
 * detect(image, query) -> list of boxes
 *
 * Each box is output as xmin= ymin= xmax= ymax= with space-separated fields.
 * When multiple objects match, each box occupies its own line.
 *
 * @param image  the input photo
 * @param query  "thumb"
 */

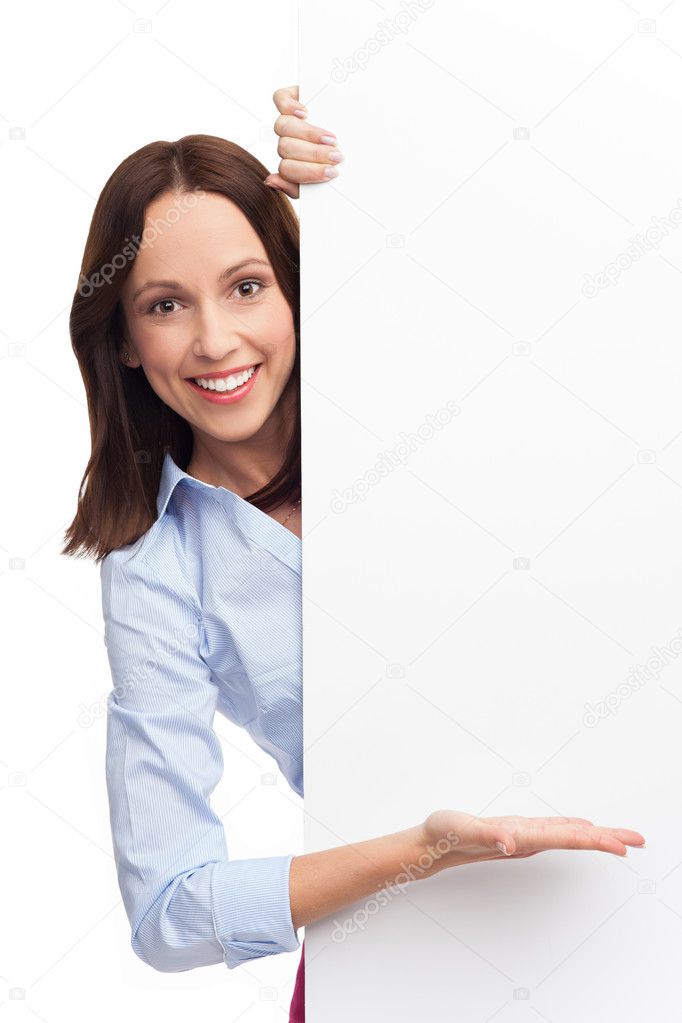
xmin=262 ymin=174 xmax=299 ymax=199
xmin=494 ymin=834 xmax=515 ymax=856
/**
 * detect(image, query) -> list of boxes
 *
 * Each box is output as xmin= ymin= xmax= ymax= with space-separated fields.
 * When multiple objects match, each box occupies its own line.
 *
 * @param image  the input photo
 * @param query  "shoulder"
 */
xmin=100 ymin=511 xmax=200 ymax=622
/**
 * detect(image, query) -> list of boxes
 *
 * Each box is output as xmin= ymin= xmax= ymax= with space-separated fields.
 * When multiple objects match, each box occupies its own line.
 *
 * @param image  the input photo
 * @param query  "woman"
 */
xmin=63 ymin=86 xmax=645 ymax=1021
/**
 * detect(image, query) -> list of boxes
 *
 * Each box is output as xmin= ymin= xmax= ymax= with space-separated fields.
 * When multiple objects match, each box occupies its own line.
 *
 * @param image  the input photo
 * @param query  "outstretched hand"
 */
xmin=418 ymin=808 xmax=646 ymax=876
xmin=264 ymin=85 xmax=343 ymax=198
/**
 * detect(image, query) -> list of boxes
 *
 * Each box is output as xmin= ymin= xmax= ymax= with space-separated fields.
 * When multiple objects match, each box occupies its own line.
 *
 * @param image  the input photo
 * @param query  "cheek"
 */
xmin=276 ymin=304 xmax=296 ymax=343
xmin=255 ymin=306 xmax=296 ymax=362
xmin=269 ymin=331 xmax=296 ymax=374
xmin=264 ymin=294 xmax=295 ymax=341
xmin=134 ymin=326 xmax=185 ymax=372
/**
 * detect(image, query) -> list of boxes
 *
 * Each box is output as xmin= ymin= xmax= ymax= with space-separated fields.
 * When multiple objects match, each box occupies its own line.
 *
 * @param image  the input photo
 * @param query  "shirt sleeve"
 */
xmin=100 ymin=548 xmax=301 ymax=973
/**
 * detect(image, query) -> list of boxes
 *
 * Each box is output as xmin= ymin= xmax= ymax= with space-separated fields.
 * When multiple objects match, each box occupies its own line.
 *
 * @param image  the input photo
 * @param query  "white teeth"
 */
xmin=193 ymin=366 xmax=257 ymax=391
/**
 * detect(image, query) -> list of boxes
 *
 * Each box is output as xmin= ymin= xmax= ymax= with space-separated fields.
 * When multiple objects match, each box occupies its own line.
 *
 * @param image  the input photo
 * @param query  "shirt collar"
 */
xmin=156 ymin=450 xmax=301 ymax=576
xmin=156 ymin=449 xmax=202 ymax=519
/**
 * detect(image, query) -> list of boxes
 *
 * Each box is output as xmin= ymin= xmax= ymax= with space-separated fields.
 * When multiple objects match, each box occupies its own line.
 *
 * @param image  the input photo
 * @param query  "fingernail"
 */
xmin=327 ymin=150 xmax=344 ymax=163
xmin=324 ymin=166 xmax=339 ymax=178
xmin=496 ymin=842 xmax=510 ymax=855
xmin=320 ymin=134 xmax=337 ymax=144
xmin=293 ymin=107 xmax=307 ymax=118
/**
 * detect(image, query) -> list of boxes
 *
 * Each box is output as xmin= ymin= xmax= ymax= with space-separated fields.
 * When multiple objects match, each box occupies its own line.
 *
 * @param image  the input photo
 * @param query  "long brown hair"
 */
xmin=62 ymin=134 xmax=300 ymax=564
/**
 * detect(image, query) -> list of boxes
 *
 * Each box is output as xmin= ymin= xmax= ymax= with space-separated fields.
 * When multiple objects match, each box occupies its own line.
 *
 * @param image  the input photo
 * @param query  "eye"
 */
xmin=145 ymin=278 xmax=266 ymax=317
xmin=233 ymin=278 xmax=265 ymax=299
xmin=147 ymin=298 xmax=182 ymax=317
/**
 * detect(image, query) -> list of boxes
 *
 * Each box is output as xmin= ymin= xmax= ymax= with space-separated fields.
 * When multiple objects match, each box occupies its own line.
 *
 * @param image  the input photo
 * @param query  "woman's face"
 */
xmin=119 ymin=189 xmax=296 ymax=448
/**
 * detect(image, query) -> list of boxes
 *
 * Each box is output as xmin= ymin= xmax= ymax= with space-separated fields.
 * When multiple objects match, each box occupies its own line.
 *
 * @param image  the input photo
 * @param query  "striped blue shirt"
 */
xmin=100 ymin=449 xmax=303 ymax=972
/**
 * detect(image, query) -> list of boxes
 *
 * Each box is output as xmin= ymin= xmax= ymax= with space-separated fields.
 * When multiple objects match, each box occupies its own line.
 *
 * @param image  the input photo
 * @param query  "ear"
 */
xmin=118 ymin=344 xmax=139 ymax=368
xmin=118 ymin=311 xmax=139 ymax=367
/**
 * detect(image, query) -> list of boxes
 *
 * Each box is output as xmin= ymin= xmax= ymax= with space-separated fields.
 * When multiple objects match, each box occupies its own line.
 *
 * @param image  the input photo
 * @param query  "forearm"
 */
xmin=288 ymin=823 xmax=428 ymax=930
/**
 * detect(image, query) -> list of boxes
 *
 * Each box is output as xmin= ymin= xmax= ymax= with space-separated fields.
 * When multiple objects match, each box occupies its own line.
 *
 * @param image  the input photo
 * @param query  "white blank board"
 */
xmin=299 ymin=2 xmax=682 ymax=1019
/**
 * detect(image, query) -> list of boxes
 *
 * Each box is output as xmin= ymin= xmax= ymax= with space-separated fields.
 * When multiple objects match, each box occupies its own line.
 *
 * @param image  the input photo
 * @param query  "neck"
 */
xmin=187 ymin=387 xmax=295 ymax=499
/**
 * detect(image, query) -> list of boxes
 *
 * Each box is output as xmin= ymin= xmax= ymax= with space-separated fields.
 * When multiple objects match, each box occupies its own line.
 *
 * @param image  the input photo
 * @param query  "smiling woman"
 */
xmin=59 ymin=92 xmax=343 ymax=1022
xmin=63 ymin=133 xmax=303 ymax=559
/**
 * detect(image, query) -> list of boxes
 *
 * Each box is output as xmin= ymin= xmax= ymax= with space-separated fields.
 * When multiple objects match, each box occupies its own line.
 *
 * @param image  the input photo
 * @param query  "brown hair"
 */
xmin=61 ymin=134 xmax=300 ymax=564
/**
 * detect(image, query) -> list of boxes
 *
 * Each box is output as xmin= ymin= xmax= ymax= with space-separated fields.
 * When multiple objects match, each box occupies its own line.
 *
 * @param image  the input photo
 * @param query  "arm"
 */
xmin=101 ymin=547 xmax=301 ymax=972
xmin=288 ymin=825 xmax=429 ymax=931
xmin=102 ymin=545 xmax=433 ymax=969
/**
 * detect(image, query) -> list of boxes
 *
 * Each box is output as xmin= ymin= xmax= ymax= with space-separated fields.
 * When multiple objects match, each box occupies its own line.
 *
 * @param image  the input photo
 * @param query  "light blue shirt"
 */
xmin=101 ymin=449 xmax=303 ymax=972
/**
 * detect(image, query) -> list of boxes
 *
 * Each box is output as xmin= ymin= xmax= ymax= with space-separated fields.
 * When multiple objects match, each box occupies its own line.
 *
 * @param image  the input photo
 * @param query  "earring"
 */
xmin=123 ymin=351 xmax=131 ymax=363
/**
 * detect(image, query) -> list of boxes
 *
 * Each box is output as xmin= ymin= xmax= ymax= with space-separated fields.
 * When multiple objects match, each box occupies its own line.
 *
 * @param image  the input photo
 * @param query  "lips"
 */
xmin=185 ymin=362 xmax=261 ymax=381
xmin=185 ymin=362 xmax=261 ymax=404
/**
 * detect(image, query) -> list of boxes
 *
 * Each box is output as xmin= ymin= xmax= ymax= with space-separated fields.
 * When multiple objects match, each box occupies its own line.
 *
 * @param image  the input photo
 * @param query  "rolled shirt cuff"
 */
xmin=211 ymin=853 xmax=301 ymax=969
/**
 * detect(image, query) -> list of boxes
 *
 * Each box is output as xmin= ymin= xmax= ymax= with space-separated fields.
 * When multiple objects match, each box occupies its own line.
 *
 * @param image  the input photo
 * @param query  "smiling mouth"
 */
xmin=184 ymin=362 xmax=262 ymax=403
xmin=187 ymin=363 xmax=261 ymax=393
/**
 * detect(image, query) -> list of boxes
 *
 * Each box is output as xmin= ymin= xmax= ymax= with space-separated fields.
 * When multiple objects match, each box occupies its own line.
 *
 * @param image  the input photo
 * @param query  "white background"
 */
xmin=300 ymin=1 xmax=682 ymax=1019
xmin=0 ymin=3 xmax=304 ymax=1021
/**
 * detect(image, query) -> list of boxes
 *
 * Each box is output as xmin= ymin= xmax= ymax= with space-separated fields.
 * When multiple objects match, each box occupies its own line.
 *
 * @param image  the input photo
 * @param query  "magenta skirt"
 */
xmin=289 ymin=940 xmax=305 ymax=1022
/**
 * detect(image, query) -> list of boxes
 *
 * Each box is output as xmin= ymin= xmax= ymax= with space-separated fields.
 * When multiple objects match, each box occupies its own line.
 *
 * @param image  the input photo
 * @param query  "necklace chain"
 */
xmin=279 ymin=497 xmax=301 ymax=527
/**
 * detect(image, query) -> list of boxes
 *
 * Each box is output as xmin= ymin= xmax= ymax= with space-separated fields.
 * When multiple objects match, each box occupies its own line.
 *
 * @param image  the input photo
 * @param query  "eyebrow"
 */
xmin=131 ymin=258 xmax=271 ymax=304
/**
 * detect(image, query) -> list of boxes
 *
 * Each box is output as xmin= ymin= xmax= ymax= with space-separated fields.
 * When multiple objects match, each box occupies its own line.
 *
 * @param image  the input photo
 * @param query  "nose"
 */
xmin=191 ymin=297 xmax=247 ymax=361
